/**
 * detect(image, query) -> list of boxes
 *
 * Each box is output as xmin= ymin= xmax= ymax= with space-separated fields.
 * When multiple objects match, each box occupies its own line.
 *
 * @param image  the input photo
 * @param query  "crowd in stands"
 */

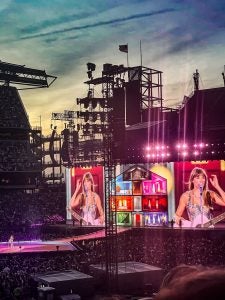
xmin=0 ymin=140 xmax=41 ymax=172
xmin=0 ymin=189 xmax=66 ymax=242
xmin=0 ymin=86 xmax=30 ymax=130
xmin=0 ymin=227 xmax=225 ymax=299
xmin=71 ymin=228 xmax=225 ymax=274
xmin=0 ymin=251 xmax=83 ymax=299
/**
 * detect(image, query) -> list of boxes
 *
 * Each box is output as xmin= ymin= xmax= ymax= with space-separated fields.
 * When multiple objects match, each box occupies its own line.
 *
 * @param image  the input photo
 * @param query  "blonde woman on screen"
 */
xmin=174 ymin=167 xmax=225 ymax=228
xmin=69 ymin=172 xmax=104 ymax=225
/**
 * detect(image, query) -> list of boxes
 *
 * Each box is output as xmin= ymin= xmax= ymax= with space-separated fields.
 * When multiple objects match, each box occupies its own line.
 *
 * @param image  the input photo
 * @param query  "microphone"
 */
xmin=199 ymin=184 xmax=203 ymax=194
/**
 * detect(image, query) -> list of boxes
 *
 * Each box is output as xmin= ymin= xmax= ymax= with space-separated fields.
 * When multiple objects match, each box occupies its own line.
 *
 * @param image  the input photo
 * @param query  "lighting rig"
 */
xmin=65 ymin=63 xmax=165 ymax=167
xmin=0 ymin=60 xmax=57 ymax=89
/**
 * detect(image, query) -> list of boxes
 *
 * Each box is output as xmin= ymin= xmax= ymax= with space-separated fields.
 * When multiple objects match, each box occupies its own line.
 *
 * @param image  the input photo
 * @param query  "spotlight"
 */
xmin=87 ymin=62 xmax=96 ymax=71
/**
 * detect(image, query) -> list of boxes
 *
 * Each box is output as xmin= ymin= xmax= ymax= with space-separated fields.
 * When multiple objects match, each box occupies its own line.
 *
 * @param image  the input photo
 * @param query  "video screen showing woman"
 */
xmin=69 ymin=168 xmax=105 ymax=226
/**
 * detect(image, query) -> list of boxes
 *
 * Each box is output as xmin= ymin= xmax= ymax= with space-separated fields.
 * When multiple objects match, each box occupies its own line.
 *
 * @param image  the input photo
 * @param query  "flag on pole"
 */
xmin=119 ymin=44 xmax=128 ymax=53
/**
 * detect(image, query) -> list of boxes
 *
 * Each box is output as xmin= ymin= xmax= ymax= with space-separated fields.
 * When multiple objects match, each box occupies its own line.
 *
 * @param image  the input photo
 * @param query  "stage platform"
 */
xmin=34 ymin=262 xmax=163 ymax=298
xmin=35 ymin=270 xmax=95 ymax=298
xmin=90 ymin=261 xmax=163 ymax=294
xmin=0 ymin=240 xmax=76 ymax=254
xmin=1 ymin=224 xmax=225 ymax=255
xmin=0 ymin=227 xmax=130 ymax=254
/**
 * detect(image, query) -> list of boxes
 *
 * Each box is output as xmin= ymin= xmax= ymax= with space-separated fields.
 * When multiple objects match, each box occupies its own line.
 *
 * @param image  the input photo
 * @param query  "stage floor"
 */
xmin=4 ymin=223 xmax=225 ymax=255
xmin=0 ymin=240 xmax=76 ymax=254
xmin=0 ymin=227 xmax=129 ymax=254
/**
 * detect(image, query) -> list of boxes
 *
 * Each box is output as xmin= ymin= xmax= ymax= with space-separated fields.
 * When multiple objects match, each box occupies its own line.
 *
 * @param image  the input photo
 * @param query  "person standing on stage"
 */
xmin=174 ymin=167 xmax=225 ymax=227
xmin=69 ymin=172 xmax=104 ymax=225
xmin=8 ymin=234 xmax=14 ymax=249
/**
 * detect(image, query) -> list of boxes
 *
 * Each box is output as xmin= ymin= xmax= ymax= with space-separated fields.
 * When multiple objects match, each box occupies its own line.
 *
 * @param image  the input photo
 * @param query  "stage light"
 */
xmin=182 ymin=151 xmax=188 ymax=156
xmin=83 ymin=123 xmax=90 ymax=134
xmin=92 ymin=99 xmax=97 ymax=109
xmin=100 ymin=113 xmax=106 ymax=122
xmin=87 ymin=62 xmax=96 ymax=71
xmin=176 ymin=143 xmax=188 ymax=149
xmin=84 ymin=111 xmax=89 ymax=122
xmin=86 ymin=62 xmax=96 ymax=80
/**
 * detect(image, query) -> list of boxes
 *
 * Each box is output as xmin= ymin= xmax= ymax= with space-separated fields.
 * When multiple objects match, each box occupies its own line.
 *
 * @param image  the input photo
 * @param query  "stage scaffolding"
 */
xmin=54 ymin=63 xmax=164 ymax=292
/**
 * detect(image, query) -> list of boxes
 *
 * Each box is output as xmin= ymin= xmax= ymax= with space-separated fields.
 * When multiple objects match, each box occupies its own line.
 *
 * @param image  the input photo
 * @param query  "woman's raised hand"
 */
xmin=209 ymin=174 xmax=219 ymax=189
xmin=75 ymin=179 xmax=82 ymax=192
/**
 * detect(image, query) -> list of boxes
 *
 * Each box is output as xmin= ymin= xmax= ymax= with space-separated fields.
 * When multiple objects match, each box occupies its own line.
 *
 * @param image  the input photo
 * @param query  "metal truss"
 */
xmin=0 ymin=60 xmax=57 ymax=89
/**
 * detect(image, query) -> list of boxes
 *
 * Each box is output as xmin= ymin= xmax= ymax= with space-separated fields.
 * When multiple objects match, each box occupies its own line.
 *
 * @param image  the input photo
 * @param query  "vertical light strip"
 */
xmin=66 ymin=168 xmax=72 ymax=220
xmin=167 ymin=162 xmax=176 ymax=222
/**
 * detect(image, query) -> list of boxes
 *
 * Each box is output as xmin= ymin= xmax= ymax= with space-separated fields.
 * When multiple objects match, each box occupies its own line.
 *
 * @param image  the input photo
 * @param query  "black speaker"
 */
xmin=125 ymin=80 xmax=141 ymax=125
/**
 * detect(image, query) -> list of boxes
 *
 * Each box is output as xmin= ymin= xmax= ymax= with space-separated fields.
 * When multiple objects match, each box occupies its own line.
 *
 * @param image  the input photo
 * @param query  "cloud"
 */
xmin=1 ymin=0 xmax=225 ymax=134
xmin=20 ymin=11 xmax=92 ymax=35
xmin=19 ymin=9 xmax=176 ymax=41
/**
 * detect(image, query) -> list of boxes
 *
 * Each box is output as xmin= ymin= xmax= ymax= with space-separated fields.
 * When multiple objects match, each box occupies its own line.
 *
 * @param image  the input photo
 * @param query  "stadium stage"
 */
xmin=0 ymin=226 xmax=129 ymax=254
xmin=0 ymin=240 xmax=76 ymax=254
xmin=1 ymin=223 xmax=225 ymax=255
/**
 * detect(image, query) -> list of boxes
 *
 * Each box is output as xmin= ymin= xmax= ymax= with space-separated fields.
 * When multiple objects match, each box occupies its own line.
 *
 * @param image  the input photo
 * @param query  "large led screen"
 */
xmin=69 ymin=166 xmax=104 ymax=226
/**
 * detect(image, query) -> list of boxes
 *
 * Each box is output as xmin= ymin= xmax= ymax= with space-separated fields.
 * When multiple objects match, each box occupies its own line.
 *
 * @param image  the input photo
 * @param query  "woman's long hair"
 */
xmin=188 ymin=167 xmax=208 ymax=191
xmin=80 ymin=172 xmax=95 ymax=207
xmin=188 ymin=167 xmax=212 ymax=207
xmin=82 ymin=172 xmax=95 ymax=193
